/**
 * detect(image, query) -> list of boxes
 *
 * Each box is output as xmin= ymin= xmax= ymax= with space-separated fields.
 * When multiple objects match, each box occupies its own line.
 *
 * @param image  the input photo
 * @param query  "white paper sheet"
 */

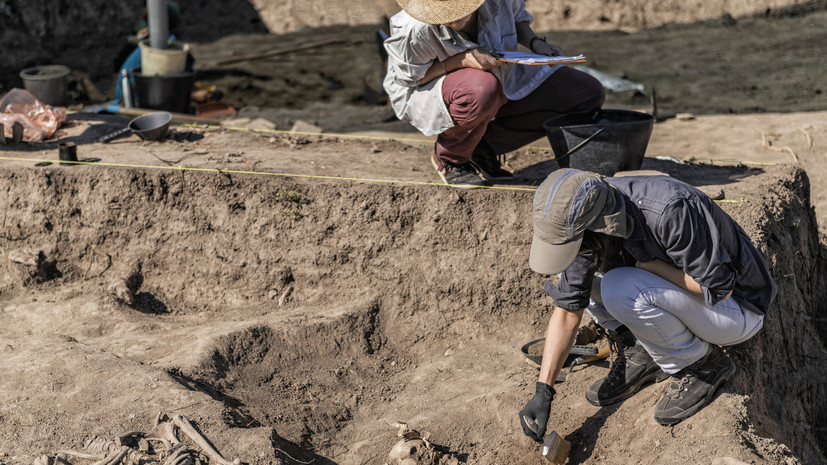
xmin=495 ymin=51 xmax=587 ymax=65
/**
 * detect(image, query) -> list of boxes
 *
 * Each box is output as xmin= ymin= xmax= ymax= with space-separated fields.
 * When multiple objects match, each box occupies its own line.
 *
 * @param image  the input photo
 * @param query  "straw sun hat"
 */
xmin=397 ymin=0 xmax=486 ymax=24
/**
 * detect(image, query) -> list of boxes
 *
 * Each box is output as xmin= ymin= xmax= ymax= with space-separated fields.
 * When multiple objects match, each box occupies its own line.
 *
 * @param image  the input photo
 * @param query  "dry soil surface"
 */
xmin=1 ymin=112 xmax=826 ymax=465
xmin=1 ymin=6 xmax=827 ymax=465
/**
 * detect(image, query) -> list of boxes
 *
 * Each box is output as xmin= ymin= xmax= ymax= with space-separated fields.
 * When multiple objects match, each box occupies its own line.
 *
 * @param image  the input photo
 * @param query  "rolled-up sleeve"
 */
xmin=544 ymin=253 xmax=596 ymax=311
xmin=382 ymin=15 xmax=458 ymax=136
xmin=658 ymin=198 xmax=736 ymax=306
xmin=384 ymin=29 xmax=440 ymax=88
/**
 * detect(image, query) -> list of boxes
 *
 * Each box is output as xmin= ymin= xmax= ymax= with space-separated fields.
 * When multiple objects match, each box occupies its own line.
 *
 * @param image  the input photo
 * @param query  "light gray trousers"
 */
xmin=587 ymin=267 xmax=764 ymax=374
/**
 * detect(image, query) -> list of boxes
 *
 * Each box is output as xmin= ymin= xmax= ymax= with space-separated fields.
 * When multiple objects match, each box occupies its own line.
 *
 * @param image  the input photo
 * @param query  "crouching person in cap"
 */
xmin=519 ymin=169 xmax=776 ymax=441
xmin=382 ymin=0 xmax=605 ymax=187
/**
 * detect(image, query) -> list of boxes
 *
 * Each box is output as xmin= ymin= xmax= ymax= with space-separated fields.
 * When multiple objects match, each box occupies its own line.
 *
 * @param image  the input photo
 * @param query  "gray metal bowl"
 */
xmin=129 ymin=112 xmax=172 ymax=140
xmin=98 ymin=111 xmax=172 ymax=143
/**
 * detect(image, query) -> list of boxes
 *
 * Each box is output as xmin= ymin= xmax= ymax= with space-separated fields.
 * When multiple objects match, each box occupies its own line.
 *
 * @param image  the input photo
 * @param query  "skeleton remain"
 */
xmin=385 ymin=422 xmax=459 ymax=465
xmin=33 ymin=412 xmax=242 ymax=465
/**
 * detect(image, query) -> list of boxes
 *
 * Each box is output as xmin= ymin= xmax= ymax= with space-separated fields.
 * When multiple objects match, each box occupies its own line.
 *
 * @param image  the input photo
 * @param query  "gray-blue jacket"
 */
xmin=549 ymin=175 xmax=776 ymax=316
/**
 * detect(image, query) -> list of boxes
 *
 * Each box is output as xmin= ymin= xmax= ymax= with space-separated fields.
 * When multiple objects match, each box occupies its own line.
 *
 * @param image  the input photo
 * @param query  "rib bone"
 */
xmin=171 ymin=414 xmax=241 ymax=465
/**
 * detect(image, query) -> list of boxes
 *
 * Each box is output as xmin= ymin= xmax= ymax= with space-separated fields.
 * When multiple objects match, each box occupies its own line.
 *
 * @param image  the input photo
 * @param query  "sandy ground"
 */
xmin=181 ymin=9 xmax=827 ymax=220
xmin=1 ymin=6 xmax=827 ymax=465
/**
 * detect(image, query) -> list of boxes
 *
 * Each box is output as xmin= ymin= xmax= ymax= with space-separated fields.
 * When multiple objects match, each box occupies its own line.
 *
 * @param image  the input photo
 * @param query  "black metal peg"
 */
xmin=12 ymin=122 xmax=24 ymax=143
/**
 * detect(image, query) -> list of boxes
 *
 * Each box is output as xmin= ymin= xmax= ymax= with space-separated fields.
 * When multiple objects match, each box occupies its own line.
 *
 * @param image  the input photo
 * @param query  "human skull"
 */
xmin=387 ymin=438 xmax=429 ymax=464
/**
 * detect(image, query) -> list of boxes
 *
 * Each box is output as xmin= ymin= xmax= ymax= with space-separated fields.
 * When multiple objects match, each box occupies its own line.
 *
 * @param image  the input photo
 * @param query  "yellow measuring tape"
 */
xmin=0 ymin=125 xmax=754 ymax=201
xmin=208 ymin=124 xmax=437 ymax=145
xmin=186 ymin=125 xmax=778 ymax=169
xmin=0 ymin=155 xmax=747 ymax=202
xmin=0 ymin=156 xmax=538 ymax=192
xmin=183 ymin=124 xmax=557 ymax=151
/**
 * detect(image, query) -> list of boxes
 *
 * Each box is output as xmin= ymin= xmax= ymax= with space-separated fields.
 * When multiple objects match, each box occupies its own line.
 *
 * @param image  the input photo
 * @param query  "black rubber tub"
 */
xmin=543 ymin=109 xmax=654 ymax=176
xmin=133 ymin=69 xmax=195 ymax=114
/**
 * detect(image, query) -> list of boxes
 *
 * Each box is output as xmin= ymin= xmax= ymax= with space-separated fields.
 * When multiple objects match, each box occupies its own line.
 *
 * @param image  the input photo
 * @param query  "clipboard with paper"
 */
xmin=495 ymin=50 xmax=587 ymax=65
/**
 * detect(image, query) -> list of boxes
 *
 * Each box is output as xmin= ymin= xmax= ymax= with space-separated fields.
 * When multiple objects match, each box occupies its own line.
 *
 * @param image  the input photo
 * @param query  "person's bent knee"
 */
xmin=600 ymin=267 xmax=639 ymax=314
xmin=566 ymin=68 xmax=606 ymax=113
xmin=576 ymin=72 xmax=605 ymax=113
xmin=445 ymin=68 xmax=502 ymax=109
xmin=587 ymin=72 xmax=606 ymax=106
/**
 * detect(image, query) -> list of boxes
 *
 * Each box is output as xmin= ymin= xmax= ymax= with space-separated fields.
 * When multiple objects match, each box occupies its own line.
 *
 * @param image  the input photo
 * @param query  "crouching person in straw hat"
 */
xmin=382 ymin=0 xmax=605 ymax=187
xmin=519 ymin=169 xmax=776 ymax=441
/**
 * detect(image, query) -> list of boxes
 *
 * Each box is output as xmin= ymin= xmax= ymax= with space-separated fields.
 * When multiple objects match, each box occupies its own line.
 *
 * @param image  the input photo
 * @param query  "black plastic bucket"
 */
xmin=19 ymin=65 xmax=70 ymax=106
xmin=543 ymin=109 xmax=654 ymax=176
xmin=132 ymin=69 xmax=195 ymax=114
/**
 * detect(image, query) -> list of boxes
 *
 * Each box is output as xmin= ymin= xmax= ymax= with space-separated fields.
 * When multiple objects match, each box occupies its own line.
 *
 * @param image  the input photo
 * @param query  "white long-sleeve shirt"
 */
xmin=382 ymin=0 xmax=559 ymax=136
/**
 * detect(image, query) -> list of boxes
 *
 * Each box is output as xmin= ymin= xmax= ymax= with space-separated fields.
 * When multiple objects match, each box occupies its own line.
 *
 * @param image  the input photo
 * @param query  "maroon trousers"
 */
xmin=435 ymin=66 xmax=606 ymax=166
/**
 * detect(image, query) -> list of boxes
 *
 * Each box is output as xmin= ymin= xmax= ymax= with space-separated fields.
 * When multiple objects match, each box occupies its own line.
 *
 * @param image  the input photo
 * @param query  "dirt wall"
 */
xmin=249 ymin=0 xmax=827 ymax=33
xmin=2 ymin=0 xmax=826 ymax=96
xmin=721 ymin=168 xmax=827 ymax=465
xmin=0 ymin=162 xmax=825 ymax=464
xmin=524 ymin=0 xmax=827 ymax=32
xmin=0 ymin=0 xmax=138 ymax=92
xmin=0 ymin=0 xmax=267 ymax=94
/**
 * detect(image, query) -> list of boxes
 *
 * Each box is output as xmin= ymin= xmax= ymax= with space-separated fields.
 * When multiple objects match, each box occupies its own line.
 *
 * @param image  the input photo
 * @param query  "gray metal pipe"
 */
xmin=147 ymin=0 xmax=169 ymax=50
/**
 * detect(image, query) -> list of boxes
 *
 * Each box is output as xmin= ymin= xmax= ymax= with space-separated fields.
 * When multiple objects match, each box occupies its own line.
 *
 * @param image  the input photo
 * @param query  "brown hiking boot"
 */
xmin=654 ymin=345 xmax=736 ymax=425
xmin=585 ymin=327 xmax=667 ymax=406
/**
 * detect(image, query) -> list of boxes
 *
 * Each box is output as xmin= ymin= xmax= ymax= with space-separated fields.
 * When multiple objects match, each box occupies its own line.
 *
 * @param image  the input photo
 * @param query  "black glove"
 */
xmin=519 ymin=381 xmax=555 ymax=443
xmin=529 ymin=36 xmax=563 ymax=57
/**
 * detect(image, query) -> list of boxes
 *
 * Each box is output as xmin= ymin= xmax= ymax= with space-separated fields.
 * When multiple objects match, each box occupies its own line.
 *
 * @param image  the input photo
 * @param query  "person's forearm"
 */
xmin=636 ymin=259 xmax=703 ymax=296
xmin=420 ymin=54 xmax=461 ymax=85
xmin=515 ymin=21 xmax=537 ymax=48
xmin=636 ymin=259 xmax=734 ymax=300
xmin=538 ymin=307 xmax=583 ymax=385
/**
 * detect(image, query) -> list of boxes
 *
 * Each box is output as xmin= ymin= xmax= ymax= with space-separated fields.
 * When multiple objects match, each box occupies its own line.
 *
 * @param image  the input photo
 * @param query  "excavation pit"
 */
xmin=0 ymin=149 xmax=825 ymax=465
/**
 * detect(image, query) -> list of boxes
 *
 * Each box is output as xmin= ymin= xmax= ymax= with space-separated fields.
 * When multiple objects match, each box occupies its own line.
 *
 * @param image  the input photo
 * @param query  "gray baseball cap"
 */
xmin=529 ymin=169 xmax=628 ymax=275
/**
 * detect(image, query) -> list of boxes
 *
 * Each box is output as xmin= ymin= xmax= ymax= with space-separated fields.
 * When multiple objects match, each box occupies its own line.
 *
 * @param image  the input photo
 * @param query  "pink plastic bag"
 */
xmin=0 ymin=88 xmax=67 ymax=141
